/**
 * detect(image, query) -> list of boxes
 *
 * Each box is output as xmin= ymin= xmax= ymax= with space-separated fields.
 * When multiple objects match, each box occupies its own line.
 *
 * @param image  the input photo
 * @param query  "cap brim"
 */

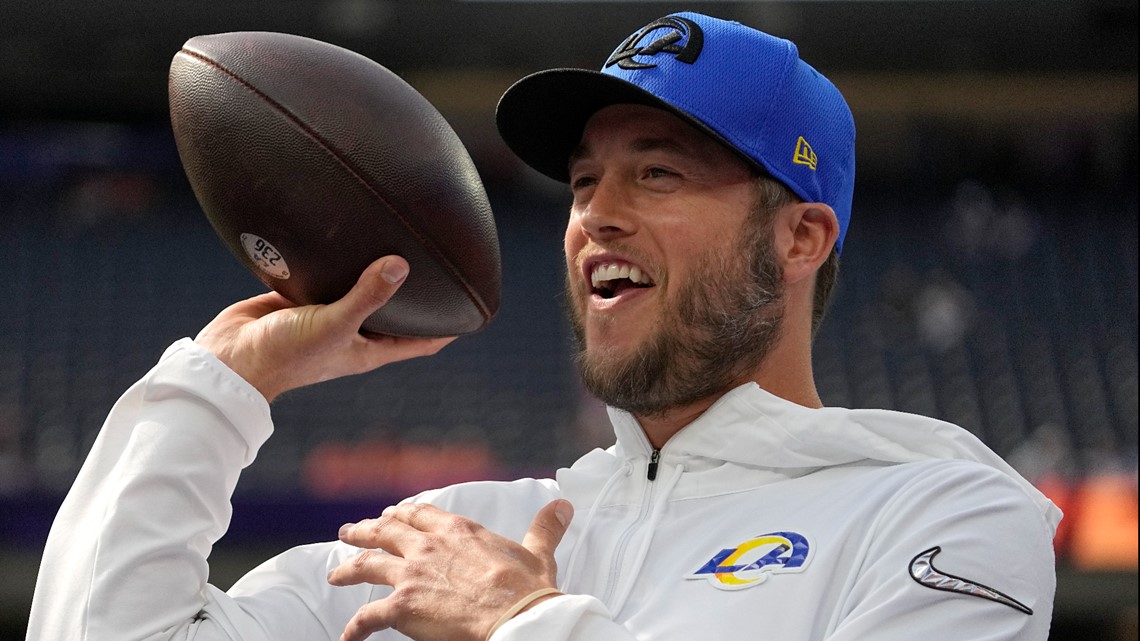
xmin=496 ymin=68 xmax=759 ymax=184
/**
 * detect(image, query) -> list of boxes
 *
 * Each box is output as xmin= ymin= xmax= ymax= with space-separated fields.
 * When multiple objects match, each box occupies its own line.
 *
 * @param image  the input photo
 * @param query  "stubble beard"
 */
xmin=567 ymin=216 xmax=786 ymax=418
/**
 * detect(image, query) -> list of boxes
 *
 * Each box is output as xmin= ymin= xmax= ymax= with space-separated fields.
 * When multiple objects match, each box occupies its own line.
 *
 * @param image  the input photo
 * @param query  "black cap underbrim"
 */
xmin=496 ymin=68 xmax=757 ymax=184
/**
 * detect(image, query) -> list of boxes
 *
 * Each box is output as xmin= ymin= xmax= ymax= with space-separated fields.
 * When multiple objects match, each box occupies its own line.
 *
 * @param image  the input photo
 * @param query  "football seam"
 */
xmin=175 ymin=47 xmax=493 ymax=323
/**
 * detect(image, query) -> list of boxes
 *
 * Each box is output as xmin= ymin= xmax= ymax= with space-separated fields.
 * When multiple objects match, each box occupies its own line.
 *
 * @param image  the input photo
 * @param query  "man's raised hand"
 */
xmin=329 ymin=500 xmax=574 ymax=641
xmin=195 ymin=255 xmax=456 ymax=402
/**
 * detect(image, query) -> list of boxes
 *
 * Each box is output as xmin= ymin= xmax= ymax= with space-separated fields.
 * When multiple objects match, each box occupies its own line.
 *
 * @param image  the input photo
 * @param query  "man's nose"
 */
xmin=577 ymin=175 xmax=637 ymax=241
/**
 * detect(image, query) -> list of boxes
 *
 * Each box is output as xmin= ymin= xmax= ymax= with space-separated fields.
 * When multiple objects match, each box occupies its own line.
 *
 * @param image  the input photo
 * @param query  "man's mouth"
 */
xmin=589 ymin=261 xmax=656 ymax=300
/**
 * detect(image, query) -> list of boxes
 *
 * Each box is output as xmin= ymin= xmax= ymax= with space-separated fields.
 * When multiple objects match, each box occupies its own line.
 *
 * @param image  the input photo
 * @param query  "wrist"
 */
xmin=486 ymin=588 xmax=563 ymax=641
xmin=194 ymin=339 xmax=280 ymax=403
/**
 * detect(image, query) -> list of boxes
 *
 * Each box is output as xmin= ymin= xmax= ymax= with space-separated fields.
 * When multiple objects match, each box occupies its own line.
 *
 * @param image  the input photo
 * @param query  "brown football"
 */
xmin=168 ymin=32 xmax=501 ymax=337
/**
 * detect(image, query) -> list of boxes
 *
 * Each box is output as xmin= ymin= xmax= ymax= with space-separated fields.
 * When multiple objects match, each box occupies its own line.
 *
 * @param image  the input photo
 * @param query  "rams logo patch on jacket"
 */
xmin=686 ymin=531 xmax=813 ymax=590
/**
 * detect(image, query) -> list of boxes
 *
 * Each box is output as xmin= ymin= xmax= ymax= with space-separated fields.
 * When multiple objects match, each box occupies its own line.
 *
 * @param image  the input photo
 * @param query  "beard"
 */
xmin=567 ymin=216 xmax=785 ymax=418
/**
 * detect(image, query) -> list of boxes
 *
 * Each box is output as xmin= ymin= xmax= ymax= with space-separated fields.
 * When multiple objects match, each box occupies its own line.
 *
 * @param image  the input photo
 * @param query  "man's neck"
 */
xmin=634 ymin=346 xmax=822 ymax=450
xmin=635 ymin=396 xmax=722 ymax=450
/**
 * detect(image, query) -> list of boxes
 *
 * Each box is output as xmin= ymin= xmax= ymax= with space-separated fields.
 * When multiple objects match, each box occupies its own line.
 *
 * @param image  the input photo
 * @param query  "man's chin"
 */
xmin=578 ymin=344 xmax=628 ymax=377
xmin=581 ymin=333 xmax=647 ymax=369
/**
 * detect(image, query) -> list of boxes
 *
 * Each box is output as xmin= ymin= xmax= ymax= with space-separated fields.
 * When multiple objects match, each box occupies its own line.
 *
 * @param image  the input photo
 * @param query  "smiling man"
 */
xmin=28 ymin=11 xmax=1060 ymax=641
xmin=562 ymin=104 xmax=799 ymax=441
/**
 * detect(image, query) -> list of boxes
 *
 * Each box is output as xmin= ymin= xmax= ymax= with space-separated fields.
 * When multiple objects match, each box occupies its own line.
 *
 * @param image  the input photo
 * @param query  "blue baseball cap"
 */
xmin=496 ymin=12 xmax=856 ymax=253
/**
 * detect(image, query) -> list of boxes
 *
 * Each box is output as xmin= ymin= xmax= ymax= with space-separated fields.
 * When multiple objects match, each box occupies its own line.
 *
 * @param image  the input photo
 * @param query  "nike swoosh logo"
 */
xmin=909 ymin=546 xmax=1033 ymax=615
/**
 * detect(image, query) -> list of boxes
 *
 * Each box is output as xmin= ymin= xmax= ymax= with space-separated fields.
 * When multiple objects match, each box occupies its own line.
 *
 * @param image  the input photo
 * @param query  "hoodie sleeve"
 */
xmin=24 ymin=339 xmax=383 ymax=641
xmin=825 ymin=459 xmax=1057 ymax=641
xmin=489 ymin=594 xmax=638 ymax=641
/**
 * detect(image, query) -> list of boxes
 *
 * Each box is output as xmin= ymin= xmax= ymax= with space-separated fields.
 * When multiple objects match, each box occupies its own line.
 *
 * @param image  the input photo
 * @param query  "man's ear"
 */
xmin=775 ymin=202 xmax=839 ymax=286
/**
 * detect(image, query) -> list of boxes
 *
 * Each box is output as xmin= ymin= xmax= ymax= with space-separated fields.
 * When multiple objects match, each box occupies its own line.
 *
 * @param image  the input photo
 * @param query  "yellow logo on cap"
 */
xmin=793 ymin=136 xmax=818 ymax=171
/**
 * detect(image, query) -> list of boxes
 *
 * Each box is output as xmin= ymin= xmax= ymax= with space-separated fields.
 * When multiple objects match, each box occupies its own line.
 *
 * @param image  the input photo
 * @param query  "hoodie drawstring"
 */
xmin=559 ymin=460 xmax=632 ymax=592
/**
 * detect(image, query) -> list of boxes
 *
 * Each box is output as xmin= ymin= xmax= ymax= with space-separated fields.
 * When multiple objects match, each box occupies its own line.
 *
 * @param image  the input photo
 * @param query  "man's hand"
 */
xmin=328 ymin=500 xmax=574 ymax=641
xmin=195 ymin=255 xmax=456 ymax=402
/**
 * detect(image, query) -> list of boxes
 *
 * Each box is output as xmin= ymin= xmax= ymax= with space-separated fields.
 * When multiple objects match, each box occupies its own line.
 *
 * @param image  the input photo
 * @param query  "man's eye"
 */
xmin=571 ymin=176 xmax=598 ymax=190
xmin=645 ymin=167 xmax=676 ymax=179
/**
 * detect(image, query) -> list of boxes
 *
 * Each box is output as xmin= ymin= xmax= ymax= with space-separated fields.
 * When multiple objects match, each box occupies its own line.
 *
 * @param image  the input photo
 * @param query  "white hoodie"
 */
xmin=27 ymin=339 xmax=1060 ymax=641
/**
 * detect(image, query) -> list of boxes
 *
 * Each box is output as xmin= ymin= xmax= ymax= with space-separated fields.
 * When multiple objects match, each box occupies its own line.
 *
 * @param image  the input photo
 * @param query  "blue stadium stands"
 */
xmin=0 ymin=128 xmax=1136 ymax=502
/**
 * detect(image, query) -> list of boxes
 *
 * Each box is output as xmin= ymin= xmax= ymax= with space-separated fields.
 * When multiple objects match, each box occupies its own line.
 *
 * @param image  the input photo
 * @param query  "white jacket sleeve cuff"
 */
xmin=154 ymin=337 xmax=273 ymax=462
xmin=491 ymin=594 xmax=637 ymax=641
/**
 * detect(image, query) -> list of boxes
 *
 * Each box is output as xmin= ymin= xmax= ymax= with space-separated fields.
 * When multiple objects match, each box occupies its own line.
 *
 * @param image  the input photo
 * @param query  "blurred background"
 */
xmin=0 ymin=1 xmax=1135 ymax=639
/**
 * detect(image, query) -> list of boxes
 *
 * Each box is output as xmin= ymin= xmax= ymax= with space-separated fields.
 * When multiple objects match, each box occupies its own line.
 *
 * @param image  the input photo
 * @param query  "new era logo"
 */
xmin=793 ymin=136 xmax=817 ymax=170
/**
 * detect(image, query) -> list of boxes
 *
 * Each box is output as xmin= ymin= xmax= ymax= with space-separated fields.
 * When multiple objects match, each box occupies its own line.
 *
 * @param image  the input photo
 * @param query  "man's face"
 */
xmin=564 ymin=104 xmax=785 ymax=417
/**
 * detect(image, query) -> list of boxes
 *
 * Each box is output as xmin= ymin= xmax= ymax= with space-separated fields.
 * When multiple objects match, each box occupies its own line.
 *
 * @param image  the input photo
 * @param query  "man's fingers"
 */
xmin=330 ymin=503 xmax=569 ymax=641
xmin=521 ymin=500 xmax=573 ymax=570
xmin=232 ymin=291 xmax=295 ymax=316
xmin=327 ymin=548 xmax=402 ymax=587
xmin=340 ymin=597 xmax=399 ymax=641
xmin=338 ymin=514 xmax=422 ymax=558
xmin=383 ymin=502 xmax=469 ymax=534
xmin=329 ymin=255 xmax=410 ymax=330
xmin=195 ymin=292 xmax=294 ymax=339
xmin=350 ymin=334 xmax=457 ymax=372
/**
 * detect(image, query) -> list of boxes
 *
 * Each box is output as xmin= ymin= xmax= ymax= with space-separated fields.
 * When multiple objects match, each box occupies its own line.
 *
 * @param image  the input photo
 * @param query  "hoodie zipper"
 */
xmin=600 ymin=446 xmax=668 ymax=610
xmin=602 ymin=453 xmax=658 ymax=608
xmin=647 ymin=448 xmax=661 ymax=481
xmin=603 ymin=453 xmax=686 ymax=616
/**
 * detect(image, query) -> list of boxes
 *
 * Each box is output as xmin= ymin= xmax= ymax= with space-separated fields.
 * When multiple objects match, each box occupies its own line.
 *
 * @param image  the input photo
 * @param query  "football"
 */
xmin=168 ymin=32 xmax=501 ymax=337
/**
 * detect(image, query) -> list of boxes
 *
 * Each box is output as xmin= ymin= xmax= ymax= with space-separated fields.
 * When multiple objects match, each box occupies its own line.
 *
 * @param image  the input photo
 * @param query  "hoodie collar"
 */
xmin=606 ymin=382 xmax=1061 ymax=529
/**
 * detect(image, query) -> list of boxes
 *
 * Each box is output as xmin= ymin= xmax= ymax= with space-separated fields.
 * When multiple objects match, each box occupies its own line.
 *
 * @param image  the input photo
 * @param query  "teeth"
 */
xmin=590 ymin=261 xmax=654 ymax=289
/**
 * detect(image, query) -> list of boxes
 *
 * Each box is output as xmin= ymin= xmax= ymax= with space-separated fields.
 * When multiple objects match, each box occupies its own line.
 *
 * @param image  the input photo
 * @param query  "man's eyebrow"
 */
xmin=568 ymin=137 xmax=692 ymax=173
xmin=628 ymin=137 xmax=691 ymax=156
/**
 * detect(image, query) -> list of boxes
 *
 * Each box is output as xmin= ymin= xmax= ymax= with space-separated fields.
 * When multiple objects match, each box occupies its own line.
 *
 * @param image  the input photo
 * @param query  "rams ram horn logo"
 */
xmin=605 ymin=16 xmax=705 ymax=70
xmin=686 ymin=531 xmax=812 ymax=590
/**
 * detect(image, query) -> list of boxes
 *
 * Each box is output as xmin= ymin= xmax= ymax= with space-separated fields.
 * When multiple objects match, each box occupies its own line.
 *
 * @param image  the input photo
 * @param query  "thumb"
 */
xmin=522 ymin=500 xmax=573 ymax=574
xmin=330 ymin=255 xmax=409 ymax=329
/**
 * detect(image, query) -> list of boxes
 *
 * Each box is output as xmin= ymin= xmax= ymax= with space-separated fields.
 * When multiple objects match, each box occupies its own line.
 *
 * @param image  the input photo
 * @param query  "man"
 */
xmin=28 ymin=12 xmax=1059 ymax=641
